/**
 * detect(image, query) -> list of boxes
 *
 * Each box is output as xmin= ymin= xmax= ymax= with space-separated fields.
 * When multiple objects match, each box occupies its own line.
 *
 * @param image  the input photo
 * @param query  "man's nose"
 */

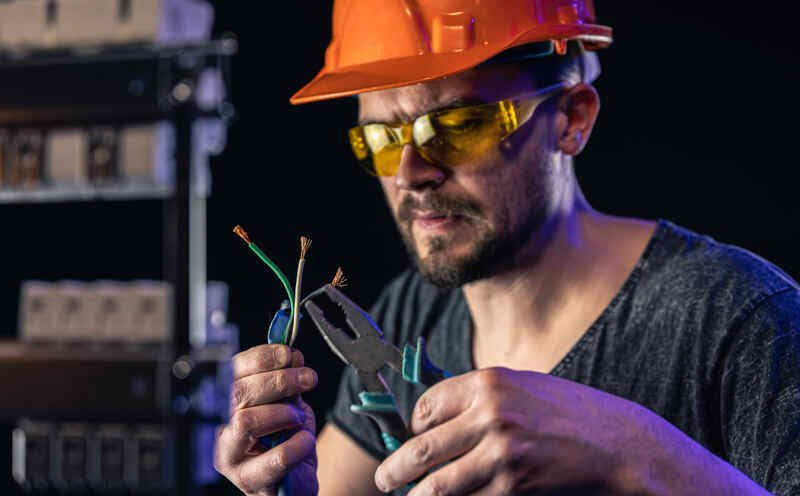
xmin=393 ymin=145 xmax=446 ymax=190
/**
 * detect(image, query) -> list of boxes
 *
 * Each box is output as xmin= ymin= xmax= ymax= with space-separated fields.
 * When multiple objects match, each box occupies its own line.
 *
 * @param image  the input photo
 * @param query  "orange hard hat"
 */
xmin=290 ymin=0 xmax=612 ymax=105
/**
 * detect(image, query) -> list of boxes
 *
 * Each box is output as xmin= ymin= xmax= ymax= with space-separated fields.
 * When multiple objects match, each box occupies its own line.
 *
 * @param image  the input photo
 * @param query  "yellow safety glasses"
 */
xmin=348 ymin=82 xmax=566 ymax=177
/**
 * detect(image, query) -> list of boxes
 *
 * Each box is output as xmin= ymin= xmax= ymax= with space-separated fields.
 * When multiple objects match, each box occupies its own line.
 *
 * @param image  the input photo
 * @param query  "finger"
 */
xmin=406 ymin=439 xmax=497 ymax=496
xmin=237 ymin=429 xmax=316 ymax=494
xmin=410 ymin=370 xmax=489 ymax=434
xmin=233 ymin=344 xmax=292 ymax=379
xmin=376 ymin=411 xmax=482 ymax=492
xmin=291 ymin=348 xmax=304 ymax=367
xmin=297 ymin=397 xmax=317 ymax=433
xmin=231 ymin=367 xmax=318 ymax=410
xmin=216 ymin=403 xmax=306 ymax=468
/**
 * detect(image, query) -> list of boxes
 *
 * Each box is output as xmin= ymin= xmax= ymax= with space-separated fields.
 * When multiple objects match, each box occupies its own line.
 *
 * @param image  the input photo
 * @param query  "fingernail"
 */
xmin=299 ymin=369 xmax=317 ymax=388
xmin=374 ymin=468 xmax=388 ymax=492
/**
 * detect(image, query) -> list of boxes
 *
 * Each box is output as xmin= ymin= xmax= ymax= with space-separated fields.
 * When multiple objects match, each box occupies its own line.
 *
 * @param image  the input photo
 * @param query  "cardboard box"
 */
xmin=119 ymin=122 xmax=173 ymax=184
xmin=0 ymin=0 xmax=212 ymax=49
xmin=46 ymin=128 xmax=87 ymax=184
xmin=113 ymin=0 xmax=213 ymax=46
xmin=0 ymin=0 xmax=46 ymax=48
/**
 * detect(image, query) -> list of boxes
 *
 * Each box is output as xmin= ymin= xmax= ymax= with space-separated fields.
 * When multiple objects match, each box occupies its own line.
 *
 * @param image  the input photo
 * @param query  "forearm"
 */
xmin=615 ymin=419 xmax=771 ymax=496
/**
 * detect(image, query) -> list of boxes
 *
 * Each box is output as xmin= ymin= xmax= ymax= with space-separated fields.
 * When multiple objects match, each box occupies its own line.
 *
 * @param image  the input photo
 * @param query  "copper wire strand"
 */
xmin=289 ymin=236 xmax=312 ymax=346
xmin=233 ymin=225 xmax=252 ymax=244
xmin=331 ymin=267 xmax=348 ymax=288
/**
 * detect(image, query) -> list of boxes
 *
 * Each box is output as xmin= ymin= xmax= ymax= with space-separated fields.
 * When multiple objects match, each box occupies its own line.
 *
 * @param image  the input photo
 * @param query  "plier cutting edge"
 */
xmin=303 ymin=284 xmax=452 ymax=452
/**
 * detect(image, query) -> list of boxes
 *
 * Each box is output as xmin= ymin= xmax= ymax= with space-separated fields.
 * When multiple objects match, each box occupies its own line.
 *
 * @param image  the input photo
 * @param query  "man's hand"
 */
xmin=214 ymin=344 xmax=319 ymax=496
xmin=374 ymin=368 xmax=768 ymax=495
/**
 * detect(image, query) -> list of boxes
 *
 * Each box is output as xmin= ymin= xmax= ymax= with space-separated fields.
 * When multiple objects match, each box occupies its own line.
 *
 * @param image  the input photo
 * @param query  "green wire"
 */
xmin=247 ymin=242 xmax=294 ymax=344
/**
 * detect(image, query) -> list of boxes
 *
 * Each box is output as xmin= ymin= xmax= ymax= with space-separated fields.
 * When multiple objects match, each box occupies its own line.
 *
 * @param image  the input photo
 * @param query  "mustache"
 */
xmin=396 ymin=192 xmax=482 ymax=223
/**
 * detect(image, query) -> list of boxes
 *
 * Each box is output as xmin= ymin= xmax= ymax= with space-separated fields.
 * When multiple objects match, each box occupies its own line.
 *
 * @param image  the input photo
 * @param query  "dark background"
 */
xmin=2 ymin=1 xmax=799 ymax=493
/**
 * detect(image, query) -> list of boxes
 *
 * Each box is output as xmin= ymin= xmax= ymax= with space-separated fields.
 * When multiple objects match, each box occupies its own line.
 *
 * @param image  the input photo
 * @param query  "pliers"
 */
xmin=303 ymin=284 xmax=452 ymax=452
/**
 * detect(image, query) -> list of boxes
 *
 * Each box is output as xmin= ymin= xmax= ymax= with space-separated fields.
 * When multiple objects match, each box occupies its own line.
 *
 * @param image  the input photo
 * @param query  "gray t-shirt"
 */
xmin=328 ymin=219 xmax=800 ymax=494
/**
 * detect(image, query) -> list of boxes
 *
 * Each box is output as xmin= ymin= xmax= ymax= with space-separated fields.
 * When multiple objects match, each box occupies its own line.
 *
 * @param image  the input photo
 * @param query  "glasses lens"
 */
xmin=420 ymin=102 xmax=517 ymax=166
xmin=349 ymin=100 xmax=521 ymax=177
xmin=348 ymin=124 xmax=406 ymax=176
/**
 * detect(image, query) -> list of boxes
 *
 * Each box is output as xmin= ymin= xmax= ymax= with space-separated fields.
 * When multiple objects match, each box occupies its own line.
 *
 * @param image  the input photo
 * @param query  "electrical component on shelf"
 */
xmin=18 ymin=281 xmax=60 ymax=342
xmin=12 ymin=420 xmax=50 ymax=492
xmin=119 ymin=122 xmax=173 ymax=185
xmin=6 ymin=130 xmax=44 ymax=188
xmin=0 ymin=0 xmax=214 ymax=49
xmin=133 ymin=425 xmax=166 ymax=490
xmin=86 ymin=127 xmax=118 ymax=185
xmin=46 ymin=128 xmax=87 ymax=185
xmin=18 ymin=280 xmax=234 ymax=344
xmin=55 ymin=422 xmax=90 ymax=490
xmin=60 ymin=280 xmax=97 ymax=342
xmin=128 ymin=280 xmax=172 ymax=343
xmin=0 ymin=120 xmax=225 ymax=198
xmin=12 ymin=421 xmax=176 ymax=492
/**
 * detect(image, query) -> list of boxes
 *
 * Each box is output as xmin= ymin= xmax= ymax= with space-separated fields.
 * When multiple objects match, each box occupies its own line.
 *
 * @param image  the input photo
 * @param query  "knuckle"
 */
xmin=230 ymin=379 xmax=250 ymax=409
xmin=231 ymin=350 xmax=248 ymax=376
xmin=269 ymin=449 xmax=290 ymax=475
xmin=424 ymin=477 xmax=449 ymax=496
xmin=408 ymin=437 xmax=435 ymax=466
xmin=230 ymin=410 xmax=255 ymax=438
xmin=492 ymin=434 xmax=515 ymax=463
xmin=476 ymin=401 xmax=507 ymax=432
xmin=413 ymin=394 xmax=435 ymax=425
xmin=475 ymin=367 xmax=504 ymax=392
xmin=494 ymin=471 xmax=519 ymax=494
xmin=268 ymin=345 xmax=289 ymax=369
xmin=270 ymin=371 xmax=290 ymax=396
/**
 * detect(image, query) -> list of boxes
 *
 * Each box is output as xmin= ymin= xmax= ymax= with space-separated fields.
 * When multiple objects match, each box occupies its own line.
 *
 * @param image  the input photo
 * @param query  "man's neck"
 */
xmin=462 ymin=206 xmax=656 ymax=372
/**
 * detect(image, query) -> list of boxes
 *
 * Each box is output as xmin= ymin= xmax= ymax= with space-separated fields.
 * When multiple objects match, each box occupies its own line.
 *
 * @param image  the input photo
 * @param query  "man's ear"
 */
xmin=555 ymin=82 xmax=600 ymax=156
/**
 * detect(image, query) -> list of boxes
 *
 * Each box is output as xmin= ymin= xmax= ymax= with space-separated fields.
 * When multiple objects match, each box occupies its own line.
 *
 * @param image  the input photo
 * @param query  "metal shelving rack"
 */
xmin=0 ymin=38 xmax=237 ymax=495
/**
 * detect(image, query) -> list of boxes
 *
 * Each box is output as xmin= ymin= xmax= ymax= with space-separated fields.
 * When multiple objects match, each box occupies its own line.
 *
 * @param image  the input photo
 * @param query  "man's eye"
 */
xmin=437 ymin=117 xmax=481 ymax=132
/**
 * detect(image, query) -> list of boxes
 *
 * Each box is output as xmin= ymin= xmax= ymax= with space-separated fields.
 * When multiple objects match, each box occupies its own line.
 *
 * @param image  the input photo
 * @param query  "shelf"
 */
xmin=0 ymin=38 xmax=238 ymax=68
xmin=0 ymin=340 xmax=233 ymax=421
xmin=0 ymin=38 xmax=236 ymax=127
xmin=0 ymin=183 xmax=172 ymax=204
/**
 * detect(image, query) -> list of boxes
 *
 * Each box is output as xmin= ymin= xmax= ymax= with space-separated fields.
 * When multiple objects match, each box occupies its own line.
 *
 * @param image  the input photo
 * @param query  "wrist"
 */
xmin=606 ymin=411 xmax=770 ymax=496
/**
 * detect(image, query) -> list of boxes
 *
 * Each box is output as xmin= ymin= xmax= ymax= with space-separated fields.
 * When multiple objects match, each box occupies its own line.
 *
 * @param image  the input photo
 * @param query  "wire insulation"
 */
xmin=234 ymin=225 xmax=295 ymax=343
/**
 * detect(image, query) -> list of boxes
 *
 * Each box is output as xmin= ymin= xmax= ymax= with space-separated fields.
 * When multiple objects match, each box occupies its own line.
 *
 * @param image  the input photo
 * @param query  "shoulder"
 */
xmin=369 ymin=268 xmax=463 ymax=346
xmin=633 ymin=219 xmax=798 ymax=327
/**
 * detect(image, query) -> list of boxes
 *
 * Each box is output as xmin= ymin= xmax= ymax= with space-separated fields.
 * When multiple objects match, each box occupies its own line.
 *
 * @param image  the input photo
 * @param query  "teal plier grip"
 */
xmin=402 ymin=336 xmax=453 ymax=386
xmin=350 ymin=391 xmax=409 ymax=452
xmin=350 ymin=337 xmax=452 ymax=452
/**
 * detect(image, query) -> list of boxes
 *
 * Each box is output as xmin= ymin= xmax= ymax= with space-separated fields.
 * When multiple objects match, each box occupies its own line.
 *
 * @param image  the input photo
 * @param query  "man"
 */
xmin=214 ymin=1 xmax=800 ymax=494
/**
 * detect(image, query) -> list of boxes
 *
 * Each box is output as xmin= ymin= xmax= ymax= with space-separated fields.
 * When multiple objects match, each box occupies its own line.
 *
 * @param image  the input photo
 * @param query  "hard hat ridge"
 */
xmin=291 ymin=0 xmax=612 ymax=105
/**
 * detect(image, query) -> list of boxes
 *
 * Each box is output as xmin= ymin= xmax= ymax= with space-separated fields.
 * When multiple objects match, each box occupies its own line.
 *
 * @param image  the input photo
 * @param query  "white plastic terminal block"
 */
xmin=19 ymin=280 xmax=61 ymax=342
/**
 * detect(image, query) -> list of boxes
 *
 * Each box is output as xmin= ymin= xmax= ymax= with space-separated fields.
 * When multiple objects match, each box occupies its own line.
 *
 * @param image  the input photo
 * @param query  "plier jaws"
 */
xmin=303 ymin=285 xmax=402 ymax=392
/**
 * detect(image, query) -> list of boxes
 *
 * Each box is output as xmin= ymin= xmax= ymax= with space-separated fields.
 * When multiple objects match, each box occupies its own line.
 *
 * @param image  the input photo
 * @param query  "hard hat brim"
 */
xmin=290 ymin=24 xmax=612 ymax=105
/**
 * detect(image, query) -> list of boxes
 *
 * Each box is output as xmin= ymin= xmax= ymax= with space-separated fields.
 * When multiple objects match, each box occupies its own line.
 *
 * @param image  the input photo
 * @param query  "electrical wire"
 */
xmin=289 ymin=236 xmax=312 ymax=346
xmin=233 ymin=225 xmax=295 ymax=343
xmin=331 ymin=267 xmax=348 ymax=288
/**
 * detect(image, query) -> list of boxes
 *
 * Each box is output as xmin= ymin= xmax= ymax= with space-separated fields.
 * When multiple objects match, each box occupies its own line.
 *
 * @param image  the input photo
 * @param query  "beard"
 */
xmin=395 ymin=185 xmax=545 ymax=289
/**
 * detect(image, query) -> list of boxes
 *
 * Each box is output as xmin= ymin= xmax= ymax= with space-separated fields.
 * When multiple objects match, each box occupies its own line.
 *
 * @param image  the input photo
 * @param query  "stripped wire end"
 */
xmin=331 ymin=267 xmax=348 ymax=288
xmin=289 ymin=235 xmax=312 ymax=347
xmin=300 ymin=236 xmax=312 ymax=259
xmin=233 ymin=225 xmax=252 ymax=245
